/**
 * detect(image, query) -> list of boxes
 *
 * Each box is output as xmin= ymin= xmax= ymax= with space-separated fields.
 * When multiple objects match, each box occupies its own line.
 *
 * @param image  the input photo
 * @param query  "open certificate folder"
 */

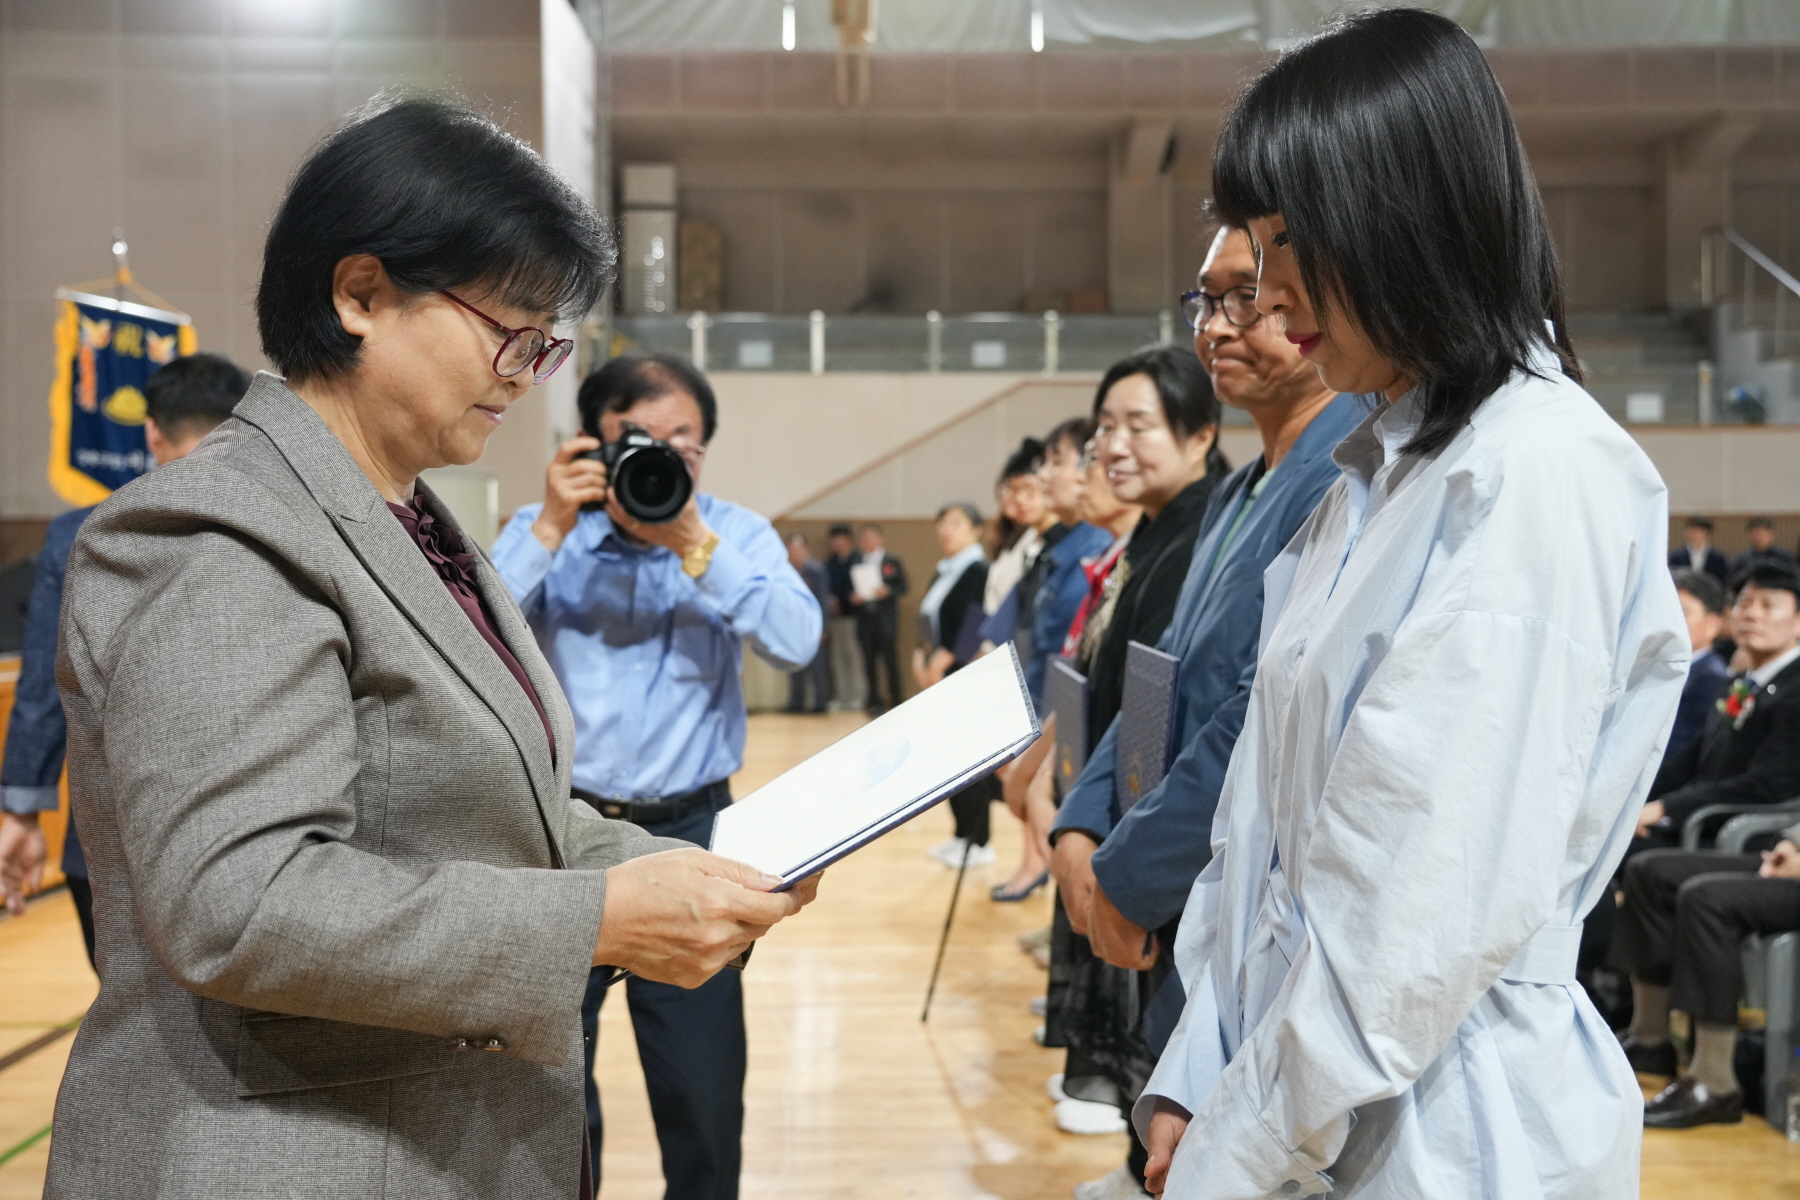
xmin=710 ymin=645 xmax=1041 ymax=889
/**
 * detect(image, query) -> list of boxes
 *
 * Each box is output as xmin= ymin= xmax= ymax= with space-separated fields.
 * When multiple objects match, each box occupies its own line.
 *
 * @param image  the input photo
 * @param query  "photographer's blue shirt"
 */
xmin=492 ymin=494 xmax=821 ymax=800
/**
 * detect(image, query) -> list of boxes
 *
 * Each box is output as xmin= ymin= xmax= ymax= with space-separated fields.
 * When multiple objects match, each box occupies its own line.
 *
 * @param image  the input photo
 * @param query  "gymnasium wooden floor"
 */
xmin=2 ymin=712 xmax=1798 ymax=1198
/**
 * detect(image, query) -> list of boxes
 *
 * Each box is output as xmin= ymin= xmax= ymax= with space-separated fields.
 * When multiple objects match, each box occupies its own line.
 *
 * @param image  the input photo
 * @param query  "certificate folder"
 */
xmin=1116 ymin=640 xmax=1180 ymax=813
xmin=1046 ymin=657 xmax=1089 ymax=794
xmin=710 ymin=645 xmax=1041 ymax=889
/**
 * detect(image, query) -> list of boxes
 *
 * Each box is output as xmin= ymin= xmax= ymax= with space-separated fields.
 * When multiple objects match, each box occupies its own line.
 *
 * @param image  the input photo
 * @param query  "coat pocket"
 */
xmin=234 ymin=1010 xmax=469 ymax=1098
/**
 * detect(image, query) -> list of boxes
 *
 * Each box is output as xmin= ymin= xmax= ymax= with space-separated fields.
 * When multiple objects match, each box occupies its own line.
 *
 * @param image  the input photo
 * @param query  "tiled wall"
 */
xmin=0 ymin=0 xmax=544 ymax=519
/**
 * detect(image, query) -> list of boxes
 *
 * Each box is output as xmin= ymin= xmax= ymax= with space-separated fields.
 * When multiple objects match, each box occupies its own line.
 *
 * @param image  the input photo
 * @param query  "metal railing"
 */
xmin=611 ymin=310 xmax=1181 ymax=375
xmin=1703 ymin=228 xmax=1800 ymax=424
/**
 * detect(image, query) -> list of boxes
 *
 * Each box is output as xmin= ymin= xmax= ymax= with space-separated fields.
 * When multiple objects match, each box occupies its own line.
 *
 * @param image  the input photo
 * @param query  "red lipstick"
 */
xmin=1285 ymin=331 xmax=1321 ymax=357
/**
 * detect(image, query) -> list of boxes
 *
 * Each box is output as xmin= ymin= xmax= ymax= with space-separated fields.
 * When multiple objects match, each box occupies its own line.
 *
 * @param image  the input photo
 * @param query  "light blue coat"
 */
xmin=1144 ymin=354 xmax=1688 ymax=1199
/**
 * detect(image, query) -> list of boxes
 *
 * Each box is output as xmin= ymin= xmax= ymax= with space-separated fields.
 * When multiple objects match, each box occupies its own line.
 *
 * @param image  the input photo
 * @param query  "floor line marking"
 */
xmin=0 ymin=1123 xmax=52 ymax=1169
xmin=0 ymin=1018 xmax=79 ymax=1074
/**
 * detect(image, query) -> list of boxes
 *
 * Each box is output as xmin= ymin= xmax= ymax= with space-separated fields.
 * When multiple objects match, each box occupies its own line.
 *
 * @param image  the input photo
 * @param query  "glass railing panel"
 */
xmin=1055 ymin=314 xmax=1169 ymax=371
xmin=706 ymin=314 xmax=814 ymax=372
xmin=937 ymin=314 xmax=1044 ymax=373
xmin=822 ymin=314 xmax=933 ymax=371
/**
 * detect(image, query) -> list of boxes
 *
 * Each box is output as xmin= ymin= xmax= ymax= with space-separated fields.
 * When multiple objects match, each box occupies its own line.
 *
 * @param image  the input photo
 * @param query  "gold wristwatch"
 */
xmin=681 ymin=531 xmax=721 ymax=579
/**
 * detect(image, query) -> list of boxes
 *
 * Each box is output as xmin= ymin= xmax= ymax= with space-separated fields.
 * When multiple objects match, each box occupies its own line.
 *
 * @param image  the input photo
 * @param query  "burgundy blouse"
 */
xmin=387 ymin=498 xmax=555 ymax=757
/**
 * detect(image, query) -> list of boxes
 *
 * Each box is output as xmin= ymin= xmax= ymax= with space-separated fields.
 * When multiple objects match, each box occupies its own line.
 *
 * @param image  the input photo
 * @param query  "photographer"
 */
xmin=492 ymin=352 xmax=822 ymax=1200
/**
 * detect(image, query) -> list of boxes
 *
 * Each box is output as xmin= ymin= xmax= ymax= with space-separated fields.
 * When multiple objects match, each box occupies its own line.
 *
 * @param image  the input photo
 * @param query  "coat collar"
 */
xmin=230 ymin=374 xmax=566 ymax=839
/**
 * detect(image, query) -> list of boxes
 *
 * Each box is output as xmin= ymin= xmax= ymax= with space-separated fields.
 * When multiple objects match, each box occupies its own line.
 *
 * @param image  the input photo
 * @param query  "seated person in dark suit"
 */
xmin=1732 ymin=516 xmax=1796 ymax=581
xmin=1634 ymin=562 xmax=1800 ymax=852
xmin=1611 ymin=820 xmax=1800 ymax=1128
xmin=1669 ymin=515 xmax=1729 ymax=587
xmin=1665 ymin=569 xmax=1733 ymax=765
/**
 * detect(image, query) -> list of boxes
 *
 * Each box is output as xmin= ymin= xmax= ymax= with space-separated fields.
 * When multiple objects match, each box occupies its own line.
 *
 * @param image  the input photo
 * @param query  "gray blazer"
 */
xmin=46 ymin=374 xmax=684 ymax=1199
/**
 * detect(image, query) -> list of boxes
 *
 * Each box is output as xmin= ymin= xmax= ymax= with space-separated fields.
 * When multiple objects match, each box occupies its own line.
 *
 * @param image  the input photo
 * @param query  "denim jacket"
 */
xmin=2 ymin=506 xmax=92 ymax=876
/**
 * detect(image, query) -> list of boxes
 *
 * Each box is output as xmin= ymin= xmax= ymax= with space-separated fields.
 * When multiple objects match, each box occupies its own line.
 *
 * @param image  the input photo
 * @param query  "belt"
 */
xmin=1498 ymin=923 xmax=1581 ymax=985
xmin=572 ymin=779 xmax=731 ymax=827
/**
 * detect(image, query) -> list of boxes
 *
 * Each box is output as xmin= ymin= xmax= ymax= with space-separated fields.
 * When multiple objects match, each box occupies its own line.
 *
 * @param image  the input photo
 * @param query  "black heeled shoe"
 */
xmin=991 ymin=871 xmax=1050 ymax=902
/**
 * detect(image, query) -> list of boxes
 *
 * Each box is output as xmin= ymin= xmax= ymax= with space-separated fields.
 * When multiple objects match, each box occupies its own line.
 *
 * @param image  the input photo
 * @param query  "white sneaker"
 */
xmin=1073 ymin=1165 xmax=1150 ymax=1199
xmin=1046 ymin=1072 xmax=1068 ymax=1102
xmin=961 ymin=843 xmax=997 ymax=867
xmin=1055 ymin=1097 xmax=1128 ymax=1136
xmin=1032 ymin=1024 xmax=1047 ymax=1045
xmin=1029 ymin=995 xmax=1048 ymax=1017
xmin=927 ymin=837 xmax=968 ymax=864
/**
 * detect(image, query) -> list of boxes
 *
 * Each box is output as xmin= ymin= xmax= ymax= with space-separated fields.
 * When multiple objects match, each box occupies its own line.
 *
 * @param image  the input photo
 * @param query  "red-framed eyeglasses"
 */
xmin=440 ymin=291 xmax=573 ymax=384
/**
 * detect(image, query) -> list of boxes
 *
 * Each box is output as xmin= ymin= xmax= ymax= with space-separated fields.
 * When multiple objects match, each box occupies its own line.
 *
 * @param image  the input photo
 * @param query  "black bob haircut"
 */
xmin=936 ymin=502 xmax=984 ymax=528
xmin=257 ymin=92 xmax=613 ymax=383
xmin=1670 ymin=568 xmax=1724 ymax=616
xmin=1211 ymin=7 xmax=1579 ymax=457
xmin=578 ymin=352 xmax=719 ymax=445
xmin=144 ymin=352 xmax=251 ymax=437
xmin=1045 ymin=416 xmax=1095 ymax=456
xmin=1093 ymin=344 xmax=1230 ymax=478
xmin=999 ymin=437 xmax=1046 ymax=482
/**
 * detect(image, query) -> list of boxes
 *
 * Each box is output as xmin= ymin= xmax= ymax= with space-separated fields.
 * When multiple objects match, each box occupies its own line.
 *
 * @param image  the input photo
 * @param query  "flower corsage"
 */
xmin=1718 ymin=679 xmax=1757 ymax=731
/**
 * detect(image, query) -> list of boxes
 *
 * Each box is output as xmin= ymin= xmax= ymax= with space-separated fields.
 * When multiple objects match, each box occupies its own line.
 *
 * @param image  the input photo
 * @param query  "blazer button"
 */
xmin=481 ymin=1038 xmax=505 ymax=1051
xmin=451 ymin=1037 xmax=471 ymax=1051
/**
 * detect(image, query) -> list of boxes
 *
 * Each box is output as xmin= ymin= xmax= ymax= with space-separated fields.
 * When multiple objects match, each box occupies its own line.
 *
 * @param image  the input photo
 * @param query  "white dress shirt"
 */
xmin=1142 ymin=351 xmax=1689 ymax=1199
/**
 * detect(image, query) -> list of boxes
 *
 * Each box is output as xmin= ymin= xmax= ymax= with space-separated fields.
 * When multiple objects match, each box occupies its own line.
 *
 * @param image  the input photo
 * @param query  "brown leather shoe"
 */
xmin=1643 ymin=1076 xmax=1744 ymax=1129
xmin=1617 ymin=1033 xmax=1678 ymax=1077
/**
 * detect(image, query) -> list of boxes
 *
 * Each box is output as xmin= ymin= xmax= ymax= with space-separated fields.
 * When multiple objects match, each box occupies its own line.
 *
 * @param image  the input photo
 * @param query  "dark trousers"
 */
xmin=948 ymin=776 xmax=998 ymax=847
xmin=581 ymin=796 xmax=745 ymax=1200
xmin=1612 ymin=849 xmax=1800 ymax=1026
xmin=66 ymin=874 xmax=95 ymax=970
xmin=857 ymin=607 xmax=901 ymax=710
xmin=786 ymin=648 xmax=829 ymax=712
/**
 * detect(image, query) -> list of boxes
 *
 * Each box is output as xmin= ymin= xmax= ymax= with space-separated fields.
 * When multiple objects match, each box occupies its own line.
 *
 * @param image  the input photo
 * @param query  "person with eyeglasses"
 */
xmin=491 ymin=349 xmax=823 ymax=1200
xmin=1046 ymin=211 xmax=1365 ymax=1200
xmin=41 ymin=96 xmax=820 ymax=1200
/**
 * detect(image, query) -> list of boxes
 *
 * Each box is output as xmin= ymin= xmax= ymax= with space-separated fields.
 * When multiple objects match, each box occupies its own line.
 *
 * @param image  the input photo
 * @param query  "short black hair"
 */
xmin=1092 ymin=344 xmax=1230 ymax=476
xmin=1671 ymin=568 xmax=1725 ymax=615
xmin=1686 ymin=515 xmax=1715 ymax=531
xmin=1749 ymin=516 xmax=1775 ymax=532
xmin=1211 ymin=8 xmax=1578 ymax=457
xmin=1738 ymin=562 xmax=1800 ymax=603
xmin=257 ymin=92 xmax=613 ymax=383
xmin=1046 ymin=416 xmax=1096 ymax=456
xmin=1000 ymin=437 xmax=1046 ymax=482
xmin=936 ymin=502 xmax=984 ymax=528
xmin=144 ymin=353 xmax=250 ymax=439
xmin=578 ymin=353 xmax=719 ymax=444
xmin=828 ymin=523 xmax=854 ymax=539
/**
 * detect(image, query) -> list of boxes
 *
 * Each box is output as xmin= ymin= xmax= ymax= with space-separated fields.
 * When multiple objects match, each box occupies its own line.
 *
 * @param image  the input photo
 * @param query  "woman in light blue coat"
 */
xmin=1139 ymin=11 xmax=1689 ymax=1198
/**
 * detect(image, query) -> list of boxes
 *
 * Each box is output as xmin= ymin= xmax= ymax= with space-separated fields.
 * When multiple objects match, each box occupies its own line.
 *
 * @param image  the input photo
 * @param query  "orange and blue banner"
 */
xmin=47 ymin=296 xmax=195 ymax=506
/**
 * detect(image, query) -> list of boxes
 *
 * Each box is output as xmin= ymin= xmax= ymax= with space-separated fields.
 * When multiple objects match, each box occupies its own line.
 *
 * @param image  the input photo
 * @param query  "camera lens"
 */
xmin=613 ymin=444 xmax=691 ymax=523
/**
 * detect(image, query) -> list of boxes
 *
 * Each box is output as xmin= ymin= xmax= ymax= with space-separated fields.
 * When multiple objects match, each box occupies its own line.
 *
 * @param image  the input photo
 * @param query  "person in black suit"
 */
xmin=912 ymin=502 xmax=994 ymax=864
xmin=849 ymin=522 xmax=908 ymax=714
xmin=1731 ymin=516 xmax=1796 ymax=581
xmin=1633 ymin=562 xmax=1800 ymax=853
xmin=1665 ymin=569 xmax=1734 ymax=765
xmin=1669 ymin=515 xmax=1729 ymax=587
xmin=1612 ymin=566 xmax=1800 ymax=1128
xmin=1611 ymin=818 xmax=1800 ymax=1128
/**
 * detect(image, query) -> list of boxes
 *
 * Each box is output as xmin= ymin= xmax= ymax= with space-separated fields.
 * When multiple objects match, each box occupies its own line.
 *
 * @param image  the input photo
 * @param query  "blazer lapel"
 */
xmin=230 ymin=376 xmax=564 ymax=839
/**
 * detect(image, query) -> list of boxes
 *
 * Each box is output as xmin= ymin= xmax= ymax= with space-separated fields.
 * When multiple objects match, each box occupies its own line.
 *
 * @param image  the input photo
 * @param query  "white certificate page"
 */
xmin=711 ymin=647 xmax=1040 ymax=884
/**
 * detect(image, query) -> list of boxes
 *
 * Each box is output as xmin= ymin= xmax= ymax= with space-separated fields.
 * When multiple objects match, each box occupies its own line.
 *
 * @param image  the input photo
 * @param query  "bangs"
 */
xmin=1203 ymin=8 xmax=1577 ymax=456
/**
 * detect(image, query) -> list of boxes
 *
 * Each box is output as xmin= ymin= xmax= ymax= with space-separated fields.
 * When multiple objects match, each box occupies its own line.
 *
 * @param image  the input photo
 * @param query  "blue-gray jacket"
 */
xmin=1053 ymin=394 xmax=1362 ymax=930
xmin=1 ymin=505 xmax=93 ymax=878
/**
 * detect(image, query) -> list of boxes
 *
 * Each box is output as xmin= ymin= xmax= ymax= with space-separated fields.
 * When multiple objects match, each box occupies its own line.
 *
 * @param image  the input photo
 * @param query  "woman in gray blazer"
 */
xmin=45 ymin=95 xmax=813 ymax=1200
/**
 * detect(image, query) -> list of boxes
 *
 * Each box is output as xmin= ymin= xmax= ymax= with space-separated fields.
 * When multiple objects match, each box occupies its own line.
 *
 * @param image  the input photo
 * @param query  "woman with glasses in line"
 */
xmin=44 ymin=95 xmax=816 ymax=1200
xmin=1138 ymin=11 xmax=1686 ymax=1198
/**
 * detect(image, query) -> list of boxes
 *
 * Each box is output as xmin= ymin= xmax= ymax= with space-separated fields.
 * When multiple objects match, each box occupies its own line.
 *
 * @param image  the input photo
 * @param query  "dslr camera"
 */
xmin=578 ymin=424 xmax=693 ymax=524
